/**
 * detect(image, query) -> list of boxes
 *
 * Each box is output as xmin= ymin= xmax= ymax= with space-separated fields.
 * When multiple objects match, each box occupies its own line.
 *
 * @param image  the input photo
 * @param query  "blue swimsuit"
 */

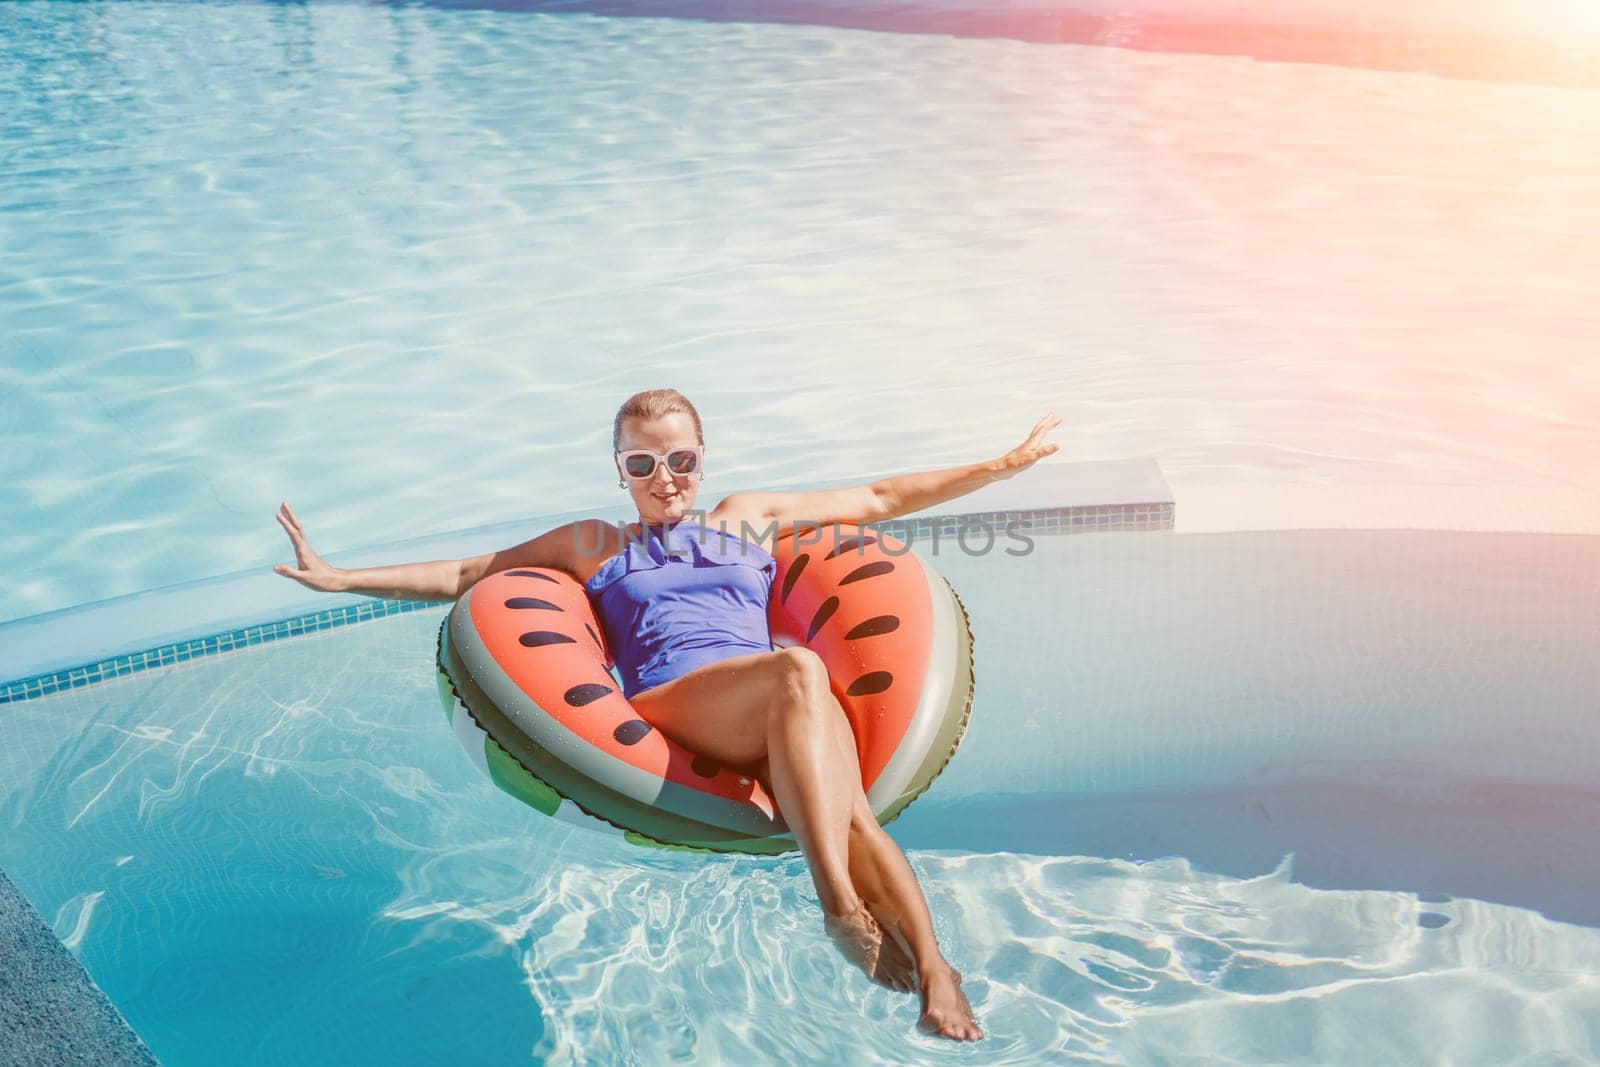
xmin=584 ymin=515 xmax=778 ymax=699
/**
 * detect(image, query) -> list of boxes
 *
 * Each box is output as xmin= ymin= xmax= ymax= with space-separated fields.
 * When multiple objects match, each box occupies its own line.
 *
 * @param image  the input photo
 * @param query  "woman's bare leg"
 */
xmin=822 ymin=694 xmax=982 ymax=1039
xmin=631 ymin=649 xmax=888 ymax=974
xmin=761 ymin=648 xmax=867 ymax=919
xmin=629 ymin=646 xmax=980 ymax=1039
xmin=626 ymin=650 xmax=862 ymax=900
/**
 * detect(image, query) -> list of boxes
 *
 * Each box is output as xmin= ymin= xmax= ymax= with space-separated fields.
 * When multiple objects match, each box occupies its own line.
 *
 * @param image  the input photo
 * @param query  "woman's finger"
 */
xmin=275 ymin=511 xmax=304 ymax=548
xmin=277 ymin=508 xmax=318 ymax=558
xmin=275 ymin=511 xmax=297 ymax=545
xmin=1019 ymin=425 xmax=1051 ymax=452
xmin=279 ymin=502 xmax=303 ymax=539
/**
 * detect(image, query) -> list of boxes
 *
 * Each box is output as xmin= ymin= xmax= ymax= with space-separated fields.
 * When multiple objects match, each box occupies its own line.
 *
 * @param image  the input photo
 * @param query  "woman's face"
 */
xmin=616 ymin=412 xmax=703 ymax=524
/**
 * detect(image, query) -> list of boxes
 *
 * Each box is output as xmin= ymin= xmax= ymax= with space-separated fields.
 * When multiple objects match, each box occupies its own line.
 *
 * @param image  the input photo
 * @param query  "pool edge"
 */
xmin=0 ymin=867 xmax=161 ymax=1066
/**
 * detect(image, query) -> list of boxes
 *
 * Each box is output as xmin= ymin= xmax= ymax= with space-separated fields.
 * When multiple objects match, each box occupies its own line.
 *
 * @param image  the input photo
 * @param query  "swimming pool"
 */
xmin=2 ymin=524 xmax=1597 ymax=1062
xmin=3 ymin=0 xmax=1598 ymax=1062
xmin=4 ymin=0 xmax=1598 ymax=627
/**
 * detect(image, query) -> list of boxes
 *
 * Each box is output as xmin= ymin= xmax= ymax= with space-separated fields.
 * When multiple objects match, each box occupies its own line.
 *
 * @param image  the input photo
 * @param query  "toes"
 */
xmin=872 ymin=935 xmax=916 ymax=993
xmin=918 ymin=1014 xmax=982 ymax=1041
xmin=880 ymin=968 xmax=914 ymax=994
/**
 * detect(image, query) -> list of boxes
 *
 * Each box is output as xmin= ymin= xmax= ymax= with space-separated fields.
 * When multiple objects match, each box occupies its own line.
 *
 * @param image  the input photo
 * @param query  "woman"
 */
xmin=275 ymin=388 xmax=1061 ymax=1041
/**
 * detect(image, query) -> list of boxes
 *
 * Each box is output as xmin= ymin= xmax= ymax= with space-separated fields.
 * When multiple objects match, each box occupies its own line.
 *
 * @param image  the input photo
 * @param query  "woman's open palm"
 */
xmin=273 ymin=502 xmax=341 ymax=592
xmin=996 ymin=413 xmax=1062 ymax=478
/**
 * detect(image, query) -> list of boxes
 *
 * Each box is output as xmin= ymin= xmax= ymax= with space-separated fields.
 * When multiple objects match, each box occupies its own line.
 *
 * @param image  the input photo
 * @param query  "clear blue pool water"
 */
xmin=3 ymin=0 xmax=1599 ymax=1063
xmin=3 ymin=0 xmax=1597 ymax=625
xmin=3 ymin=529 xmax=1598 ymax=1063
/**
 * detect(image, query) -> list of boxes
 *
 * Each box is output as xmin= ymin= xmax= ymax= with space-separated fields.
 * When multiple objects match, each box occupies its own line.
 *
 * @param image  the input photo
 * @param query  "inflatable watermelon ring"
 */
xmin=435 ymin=523 xmax=975 ymax=854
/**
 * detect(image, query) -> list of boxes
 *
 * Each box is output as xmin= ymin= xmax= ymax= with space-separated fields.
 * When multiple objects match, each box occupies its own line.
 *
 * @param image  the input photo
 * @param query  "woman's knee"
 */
xmin=769 ymin=645 xmax=832 ymax=706
xmin=848 ymin=791 xmax=879 ymax=835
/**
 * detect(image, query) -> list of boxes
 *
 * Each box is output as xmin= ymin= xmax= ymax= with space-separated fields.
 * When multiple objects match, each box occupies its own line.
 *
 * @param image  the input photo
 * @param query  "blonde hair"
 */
xmin=611 ymin=388 xmax=705 ymax=451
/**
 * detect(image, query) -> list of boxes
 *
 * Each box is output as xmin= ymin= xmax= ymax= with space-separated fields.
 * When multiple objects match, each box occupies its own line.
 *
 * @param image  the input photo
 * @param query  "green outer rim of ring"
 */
xmin=877 ymin=576 xmax=978 ymax=827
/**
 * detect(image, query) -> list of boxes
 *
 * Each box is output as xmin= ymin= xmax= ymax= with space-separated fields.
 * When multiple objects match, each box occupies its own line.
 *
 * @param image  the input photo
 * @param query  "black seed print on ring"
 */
xmin=780 ymin=554 xmax=810 ymax=605
xmin=690 ymin=755 xmax=721 ymax=778
xmin=846 ymin=671 xmax=893 ymax=696
xmin=839 ymin=561 xmax=894 ymax=585
xmin=806 ymin=597 xmax=838 ymax=642
xmin=565 ymin=683 xmax=613 ymax=707
xmin=505 ymin=570 xmax=559 ymax=581
xmin=584 ymin=623 xmax=606 ymax=656
xmin=825 ymin=536 xmax=877 ymax=560
xmin=519 ymin=631 xmax=577 ymax=648
xmin=844 ymin=615 xmax=899 ymax=640
xmin=614 ymin=719 xmax=653 ymax=745
xmin=505 ymin=597 xmax=560 ymax=610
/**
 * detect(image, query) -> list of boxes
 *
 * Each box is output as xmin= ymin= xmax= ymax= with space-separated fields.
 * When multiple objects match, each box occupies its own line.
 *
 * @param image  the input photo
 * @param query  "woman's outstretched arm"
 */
xmin=272 ymin=501 xmax=591 ymax=602
xmin=715 ymin=412 xmax=1062 ymax=535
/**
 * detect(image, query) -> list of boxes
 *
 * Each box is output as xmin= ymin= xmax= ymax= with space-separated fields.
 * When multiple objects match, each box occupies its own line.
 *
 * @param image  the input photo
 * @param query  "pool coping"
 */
xmin=0 ymin=868 xmax=160 ymax=1066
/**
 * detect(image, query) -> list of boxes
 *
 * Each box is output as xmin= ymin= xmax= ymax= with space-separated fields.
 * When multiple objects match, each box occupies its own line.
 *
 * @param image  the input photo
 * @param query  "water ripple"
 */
xmin=3 ymin=4 xmax=1598 ymax=621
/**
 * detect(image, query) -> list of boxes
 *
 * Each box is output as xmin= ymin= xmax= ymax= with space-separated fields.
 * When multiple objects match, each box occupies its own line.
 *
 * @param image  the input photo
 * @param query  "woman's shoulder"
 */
xmin=566 ymin=517 xmax=633 ymax=586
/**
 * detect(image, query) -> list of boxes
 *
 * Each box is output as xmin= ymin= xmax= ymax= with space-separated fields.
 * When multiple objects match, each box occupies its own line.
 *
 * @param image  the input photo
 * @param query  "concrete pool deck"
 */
xmin=0 ymin=869 xmax=158 ymax=1066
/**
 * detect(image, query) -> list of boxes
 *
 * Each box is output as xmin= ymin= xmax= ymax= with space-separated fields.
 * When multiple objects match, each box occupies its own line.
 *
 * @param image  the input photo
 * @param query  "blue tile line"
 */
xmin=0 ymin=598 xmax=442 ymax=706
xmin=0 ymin=503 xmax=1171 ymax=706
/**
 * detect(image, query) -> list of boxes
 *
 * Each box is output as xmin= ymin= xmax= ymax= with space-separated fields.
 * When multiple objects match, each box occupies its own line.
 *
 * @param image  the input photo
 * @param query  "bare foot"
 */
xmin=823 ymin=904 xmax=913 ymax=992
xmin=917 ymin=966 xmax=982 ymax=1041
xmin=867 ymin=913 xmax=917 ymax=994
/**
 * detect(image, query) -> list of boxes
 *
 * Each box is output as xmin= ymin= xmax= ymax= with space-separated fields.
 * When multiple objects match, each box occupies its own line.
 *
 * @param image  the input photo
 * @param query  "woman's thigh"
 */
xmin=626 ymin=648 xmax=797 ymax=768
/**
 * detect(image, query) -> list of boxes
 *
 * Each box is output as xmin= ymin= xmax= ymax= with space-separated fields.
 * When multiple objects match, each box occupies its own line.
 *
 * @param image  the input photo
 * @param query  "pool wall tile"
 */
xmin=0 ymin=600 xmax=442 ymax=705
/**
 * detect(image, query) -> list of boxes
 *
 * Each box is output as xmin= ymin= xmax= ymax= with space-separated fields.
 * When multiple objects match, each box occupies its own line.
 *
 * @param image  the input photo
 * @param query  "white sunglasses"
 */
xmin=615 ymin=445 xmax=703 ymax=481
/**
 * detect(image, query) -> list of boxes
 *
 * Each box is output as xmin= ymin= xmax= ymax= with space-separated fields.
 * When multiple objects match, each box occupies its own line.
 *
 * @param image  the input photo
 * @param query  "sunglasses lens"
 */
xmin=667 ymin=449 xmax=699 ymax=475
xmin=623 ymin=454 xmax=657 ymax=479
